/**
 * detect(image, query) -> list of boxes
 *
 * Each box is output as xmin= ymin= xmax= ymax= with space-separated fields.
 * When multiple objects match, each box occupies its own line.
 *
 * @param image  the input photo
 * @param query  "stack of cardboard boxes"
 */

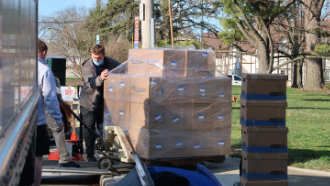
xmin=104 ymin=49 xmax=232 ymax=159
xmin=239 ymin=73 xmax=288 ymax=186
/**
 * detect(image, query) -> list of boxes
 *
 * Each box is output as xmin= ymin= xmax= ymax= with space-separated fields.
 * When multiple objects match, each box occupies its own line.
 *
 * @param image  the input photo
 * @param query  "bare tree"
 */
xmin=39 ymin=6 xmax=94 ymax=80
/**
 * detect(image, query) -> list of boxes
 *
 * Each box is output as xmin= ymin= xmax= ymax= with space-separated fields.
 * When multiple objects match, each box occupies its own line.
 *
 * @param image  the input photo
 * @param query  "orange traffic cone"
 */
xmin=48 ymin=149 xmax=60 ymax=160
xmin=70 ymin=132 xmax=78 ymax=141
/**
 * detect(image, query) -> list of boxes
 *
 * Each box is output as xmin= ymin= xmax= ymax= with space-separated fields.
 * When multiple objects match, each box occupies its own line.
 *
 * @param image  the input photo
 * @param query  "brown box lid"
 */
xmin=242 ymin=126 xmax=288 ymax=147
xmin=241 ymin=73 xmax=287 ymax=95
xmin=240 ymin=176 xmax=288 ymax=186
xmin=242 ymin=150 xmax=289 ymax=160
xmin=242 ymin=73 xmax=288 ymax=80
xmin=240 ymin=103 xmax=286 ymax=121
xmin=242 ymin=159 xmax=287 ymax=174
xmin=240 ymin=99 xmax=287 ymax=107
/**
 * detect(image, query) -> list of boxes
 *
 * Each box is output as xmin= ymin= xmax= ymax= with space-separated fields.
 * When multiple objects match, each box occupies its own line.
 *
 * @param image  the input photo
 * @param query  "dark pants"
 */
xmin=80 ymin=106 xmax=103 ymax=156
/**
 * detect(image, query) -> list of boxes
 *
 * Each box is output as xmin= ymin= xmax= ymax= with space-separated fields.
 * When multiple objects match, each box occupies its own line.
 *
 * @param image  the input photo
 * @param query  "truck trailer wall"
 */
xmin=0 ymin=0 xmax=39 ymax=185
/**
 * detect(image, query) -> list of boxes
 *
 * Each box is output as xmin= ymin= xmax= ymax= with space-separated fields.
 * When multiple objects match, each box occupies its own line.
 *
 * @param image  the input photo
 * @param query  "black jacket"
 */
xmin=80 ymin=56 xmax=120 ymax=111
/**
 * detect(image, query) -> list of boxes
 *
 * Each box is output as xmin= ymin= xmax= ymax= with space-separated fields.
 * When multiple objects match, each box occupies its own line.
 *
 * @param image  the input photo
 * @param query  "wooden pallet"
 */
xmin=143 ymin=155 xmax=225 ymax=167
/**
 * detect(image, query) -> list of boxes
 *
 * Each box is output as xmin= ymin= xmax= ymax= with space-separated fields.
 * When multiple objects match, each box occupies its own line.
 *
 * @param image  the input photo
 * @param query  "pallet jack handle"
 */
xmin=57 ymin=94 xmax=102 ymax=153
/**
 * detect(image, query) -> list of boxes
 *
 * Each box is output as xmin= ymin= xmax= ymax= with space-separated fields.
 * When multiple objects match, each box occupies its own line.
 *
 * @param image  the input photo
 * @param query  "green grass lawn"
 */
xmin=231 ymin=86 xmax=330 ymax=171
xmin=65 ymin=78 xmax=82 ymax=88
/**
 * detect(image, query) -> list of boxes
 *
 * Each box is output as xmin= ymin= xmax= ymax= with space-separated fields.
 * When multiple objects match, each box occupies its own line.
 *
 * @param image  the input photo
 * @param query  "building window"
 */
xmin=280 ymin=70 xmax=286 ymax=75
xmin=325 ymin=71 xmax=330 ymax=81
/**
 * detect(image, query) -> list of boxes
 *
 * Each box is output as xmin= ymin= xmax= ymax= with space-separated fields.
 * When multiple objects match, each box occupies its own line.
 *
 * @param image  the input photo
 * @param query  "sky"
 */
xmin=38 ymin=0 xmax=221 ymax=34
xmin=39 ymin=0 xmax=96 ymax=16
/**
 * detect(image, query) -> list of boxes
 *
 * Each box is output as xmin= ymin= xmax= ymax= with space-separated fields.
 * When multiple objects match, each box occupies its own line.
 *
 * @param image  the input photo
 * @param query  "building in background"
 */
xmin=203 ymin=33 xmax=330 ymax=86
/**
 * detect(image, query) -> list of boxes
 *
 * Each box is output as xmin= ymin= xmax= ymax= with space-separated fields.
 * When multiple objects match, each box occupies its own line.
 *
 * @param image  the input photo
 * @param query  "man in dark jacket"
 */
xmin=80 ymin=44 xmax=120 ymax=161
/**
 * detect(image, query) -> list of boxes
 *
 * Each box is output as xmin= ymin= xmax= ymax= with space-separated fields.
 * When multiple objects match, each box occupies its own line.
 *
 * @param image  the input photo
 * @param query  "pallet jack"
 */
xmin=57 ymin=93 xmax=135 ymax=170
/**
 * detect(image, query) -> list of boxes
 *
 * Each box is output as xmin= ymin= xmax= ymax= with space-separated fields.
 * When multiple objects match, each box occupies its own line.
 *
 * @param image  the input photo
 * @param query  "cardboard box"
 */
xmin=212 ymin=101 xmax=232 ymax=130
xmin=192 ymin=102 xmax=232 ymax=131
xmin=129 ymin=103 xmax=172 ymax=130
xmin=193 ymin=77 xmax=213 ymax=103
xmin=128 ymin=49 xmax=186 ymax=77
xmin=241 ymin=73 xmax=288 ymax=96
xmin=240 ymin=176 xmax=288 ymax=186
xmin=171 ymin=77 xmax=194 ymax=104
xmin=104 ymin=100 xmax=130 ymax=130
xmin=130 ymin=76 xmax=172 ymax=105
xmin=169 ymin=104 xmax=193 ymax=130
xmin=211 ymin=128 xmax=232 ymax=155
xmin=240 ymin=99 xmax=287 ymax=121
xmin=104 ymin=74 xmax=130 ymax=102
xmin=128 ymin=129 xmax=231 ymax=159
xmin=129 ymin=103 xmax=192 ymax=130
xmin=185 ymin=50 xmax=211 ymax=77
xmin=211 ymin=77 xmax=232 ymax=102
xmin=242 ymin=150 xmax=288 ymax=179
xmin=242 ymin=125 xmax=288 ymax=147
xmin=128 ymin=49 xmax=215 ymax=77
xmin=192 ymin=103 xmax=213 ymax=130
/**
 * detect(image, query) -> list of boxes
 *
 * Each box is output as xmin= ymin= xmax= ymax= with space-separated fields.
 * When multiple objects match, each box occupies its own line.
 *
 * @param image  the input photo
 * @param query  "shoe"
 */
xmin=87 ymin=155 xmax=97 ymax=162
xmin=58 ymin=161 xmax=80 ymax=168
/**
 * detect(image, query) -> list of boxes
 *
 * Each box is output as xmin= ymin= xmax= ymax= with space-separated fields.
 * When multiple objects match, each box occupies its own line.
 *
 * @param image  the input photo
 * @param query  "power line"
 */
xmin=38 ymin=21 xmax=84 ymax=24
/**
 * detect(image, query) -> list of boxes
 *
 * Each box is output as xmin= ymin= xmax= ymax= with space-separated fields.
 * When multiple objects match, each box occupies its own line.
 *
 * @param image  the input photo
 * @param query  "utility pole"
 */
xmin=141 ymin=0 xmax=154 ymax=48
xmin=200 ymin=0 xmax=203 ymax=49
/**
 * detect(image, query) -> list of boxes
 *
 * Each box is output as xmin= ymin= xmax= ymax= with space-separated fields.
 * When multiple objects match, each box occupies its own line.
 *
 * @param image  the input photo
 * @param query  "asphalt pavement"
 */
xmin=41 ymin=155 xmax=330 ymax=186
xmin=56 ymin=101 xmax=330 ymax=186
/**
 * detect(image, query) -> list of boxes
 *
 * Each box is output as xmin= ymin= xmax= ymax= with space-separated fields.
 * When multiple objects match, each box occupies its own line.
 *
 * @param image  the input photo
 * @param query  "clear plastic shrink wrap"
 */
xmin=104 ymin=47 xmax=232 ymax=159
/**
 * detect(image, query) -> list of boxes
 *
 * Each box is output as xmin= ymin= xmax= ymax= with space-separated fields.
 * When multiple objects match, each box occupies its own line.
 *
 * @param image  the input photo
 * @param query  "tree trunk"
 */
xmin=257 ymin=27 xmax=270 ymax=74
xmin=292 ymin=62 xmax=298 ymax=88
xmin=303 ymin=0 xmax=325 ymax=90
xmin=297 ymin=59 xmax=303 ymax=88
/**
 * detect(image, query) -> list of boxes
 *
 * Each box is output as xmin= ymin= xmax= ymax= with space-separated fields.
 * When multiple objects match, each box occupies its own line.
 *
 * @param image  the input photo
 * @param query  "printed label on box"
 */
xmin=219 ymin=141 xmax=225 ymax=145
xmin=202 ymin=93 xmax=205 ymax=97
xmin=219 ymin=93 xmax=225 ymax=97
xmin=178 ymin=86 xmax=184 ymax=91
xmin=176 ymin=141 xmax=182 ymax=146
xmin=194 ymin=144 xmax=200 ymax=149
xmin=156 ymin=144 xmax=162 ymax=149
xmin=120 ymin=82 xmax=125 ymax=86
xmin=171 ymin=61 xmax=177 ymax=66
xmin=151 ymin=80 xmax=157 ymax=85
xmin=218 ymin=114 xmax=224 ymax=119
xmin=202 ymin=52 xmax=207 ymax=57
xmin=173 ymin=116 xmax=179 ymax=123
xmin=120 ymin=110 xmax=124 ymax=115
xmin=199 ymin=114 xmax=204 ymax=119
xmin=200 ymin=87 xmax=205 ymax=92
xmin=109 ymin=87 xmax=113 ymax=92
xmin=155 ymin=114 xmax=161 ymax=120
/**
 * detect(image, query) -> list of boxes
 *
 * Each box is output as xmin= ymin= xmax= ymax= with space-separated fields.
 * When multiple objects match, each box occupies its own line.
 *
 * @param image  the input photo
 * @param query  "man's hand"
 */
xmin=56 ymin=123 xmax=64 ymax=133
xmin=101 ymin=69 xmax=109 ymax=81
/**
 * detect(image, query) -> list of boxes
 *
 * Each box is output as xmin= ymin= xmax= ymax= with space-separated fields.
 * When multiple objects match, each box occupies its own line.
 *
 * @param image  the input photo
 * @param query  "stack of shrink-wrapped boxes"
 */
xmin=103 ymin=48 xmax=232 ymax=160
xmin=240 ymin=73 xmax=288 ymax=186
